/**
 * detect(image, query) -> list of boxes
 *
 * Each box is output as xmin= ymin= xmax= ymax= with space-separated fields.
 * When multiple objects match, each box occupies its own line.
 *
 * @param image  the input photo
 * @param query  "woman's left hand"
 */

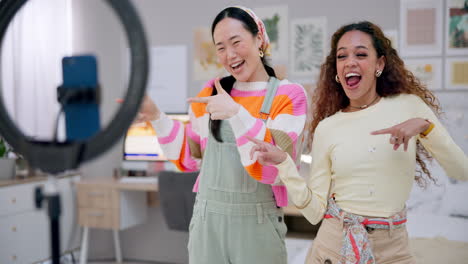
xmin=247 ymin=136 xmax=287 ymax=165
xmin=371 ymin=118 xmax=431 ymax=151
xmin=187 ymin=78 xmax=240 ymax=120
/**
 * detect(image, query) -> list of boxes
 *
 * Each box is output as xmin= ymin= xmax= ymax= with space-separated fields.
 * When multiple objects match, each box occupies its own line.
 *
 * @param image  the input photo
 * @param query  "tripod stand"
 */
xmin=35 ymin=176 xmax=62 ymax=264
xmin=0 ymin=0 xmax=149 ymax=263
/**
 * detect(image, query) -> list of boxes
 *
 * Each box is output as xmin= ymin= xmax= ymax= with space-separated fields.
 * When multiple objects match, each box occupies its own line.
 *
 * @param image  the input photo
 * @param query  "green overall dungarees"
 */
xmin=188 ymin=77 xmax=288 ymax=264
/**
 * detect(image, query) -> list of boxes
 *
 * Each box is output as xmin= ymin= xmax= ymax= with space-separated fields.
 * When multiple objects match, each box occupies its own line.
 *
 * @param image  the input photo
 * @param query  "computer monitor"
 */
xmin=123 ymin=113 xmax=190 ymax=161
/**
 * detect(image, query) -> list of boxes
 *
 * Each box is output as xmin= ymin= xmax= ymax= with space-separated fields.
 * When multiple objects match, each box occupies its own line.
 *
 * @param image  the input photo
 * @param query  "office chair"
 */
xmin=158 ymin=170 xmax=198 ymax=232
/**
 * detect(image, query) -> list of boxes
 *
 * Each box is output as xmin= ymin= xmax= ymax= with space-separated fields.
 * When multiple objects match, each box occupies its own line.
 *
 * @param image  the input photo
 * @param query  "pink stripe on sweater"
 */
xmin=287 ymin=131 xmax=298 ymax=142
xmin=276 ymin=85 xmax=307 ymax=116
xmin=236 ymin=119 xmax=264 ymax=146
xmin=204 ymin=79 xmax=215 ymax=88
xmin=200 ymin=137 xmax=208 ymax=152
xmin=182 ymin=139 xmax=198 ymax=171
xmin=231 ymin=89 xmax=267 ymax=97
xmin=158 ymin=120 xmax=180 ymax=144
xmin=259 ymin=165 xmax=278 ymax=184
xmin=272 ymin=185 xmax=288 ymax=207
xmin=288 ymin=132 xmax=298 ymax=158
xmin=186 ymin=123 xmax=200 ymax=144
xmin=192 ymin=174 xmax=200 ymax=192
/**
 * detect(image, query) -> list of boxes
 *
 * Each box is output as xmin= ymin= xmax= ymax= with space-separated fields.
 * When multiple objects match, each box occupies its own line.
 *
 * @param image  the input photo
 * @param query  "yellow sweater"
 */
xmin=277 ymin=94 xmax=468 ymax=224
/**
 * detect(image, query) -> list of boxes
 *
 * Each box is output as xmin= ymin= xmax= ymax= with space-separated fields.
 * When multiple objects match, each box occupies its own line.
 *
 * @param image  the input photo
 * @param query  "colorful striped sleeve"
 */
xmin=227 ymin=81 xmax=308 ymax=185
xmin=151 ymin=81 xmax=214 ymax=172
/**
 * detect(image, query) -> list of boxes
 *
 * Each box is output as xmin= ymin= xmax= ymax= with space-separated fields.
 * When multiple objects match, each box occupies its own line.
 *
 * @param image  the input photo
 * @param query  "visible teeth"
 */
xmin=231 ymin=61 xmax=242 ymax=68
xmin=345 ymin=72 xmax=360 ymax=78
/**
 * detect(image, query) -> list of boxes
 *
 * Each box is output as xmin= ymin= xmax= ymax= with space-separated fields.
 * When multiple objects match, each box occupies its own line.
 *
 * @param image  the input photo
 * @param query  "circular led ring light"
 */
xmin=0 ymin=0 xmax=148 ymax=174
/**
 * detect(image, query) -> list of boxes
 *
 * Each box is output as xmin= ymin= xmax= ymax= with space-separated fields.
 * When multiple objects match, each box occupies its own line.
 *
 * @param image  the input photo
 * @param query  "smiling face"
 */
xmin=336 ymin=30 xmax=385 ymax=106
xmin=213 ymin=17 xmax=267 ymax=82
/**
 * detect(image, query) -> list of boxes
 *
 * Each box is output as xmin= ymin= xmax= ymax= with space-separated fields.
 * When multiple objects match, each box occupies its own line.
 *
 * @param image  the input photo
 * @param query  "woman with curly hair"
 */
xmin=248 ymin=21 xmax=468 ymax=263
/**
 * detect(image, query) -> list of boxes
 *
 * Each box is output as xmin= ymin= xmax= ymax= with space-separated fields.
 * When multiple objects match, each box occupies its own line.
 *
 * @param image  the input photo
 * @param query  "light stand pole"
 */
xmin=0 ymin=1 xmax=149 ymax=263
xmin=35 ymin=176 xmax=62 ymax=264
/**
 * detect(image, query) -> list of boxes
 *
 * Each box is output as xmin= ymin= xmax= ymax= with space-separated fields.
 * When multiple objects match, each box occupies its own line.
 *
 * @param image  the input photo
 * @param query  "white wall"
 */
xmin=71 ymin=0 xmax=467 ymax=263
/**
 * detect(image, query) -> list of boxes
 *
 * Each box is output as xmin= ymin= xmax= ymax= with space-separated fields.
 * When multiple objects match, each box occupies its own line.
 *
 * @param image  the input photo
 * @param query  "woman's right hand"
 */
xmin=247 ymin=136 xmax=287 ymax=166
xmin=117 ymin=94 xmax=161 ymax=123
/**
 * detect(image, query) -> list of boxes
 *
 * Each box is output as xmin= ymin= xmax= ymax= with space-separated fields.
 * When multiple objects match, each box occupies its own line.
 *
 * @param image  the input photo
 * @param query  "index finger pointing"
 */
xmin=371 ymin=127 xmax=393 ymax=135
xmin=187 ymin=96 xmax=211 ymax=104
xmin=246 ymin=135 xmax=264 ymax=145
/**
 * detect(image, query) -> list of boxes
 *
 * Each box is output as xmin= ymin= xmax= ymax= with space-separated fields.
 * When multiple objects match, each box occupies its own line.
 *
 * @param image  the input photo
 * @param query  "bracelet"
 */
xmin=420 ymin=119 xmax=434 ymax=138
xmin=295 ymin=189 xmax=312 ymax=209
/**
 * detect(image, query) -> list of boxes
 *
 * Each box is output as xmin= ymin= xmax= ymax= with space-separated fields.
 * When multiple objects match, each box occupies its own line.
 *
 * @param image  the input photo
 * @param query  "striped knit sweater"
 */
xmin=151 ymin=78 xmax=308 ymax=206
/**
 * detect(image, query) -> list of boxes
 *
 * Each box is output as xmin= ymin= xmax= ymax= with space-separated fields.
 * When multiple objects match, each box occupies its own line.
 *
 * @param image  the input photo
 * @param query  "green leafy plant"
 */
xmin=0 ymin=137 xmax=12 ymax=158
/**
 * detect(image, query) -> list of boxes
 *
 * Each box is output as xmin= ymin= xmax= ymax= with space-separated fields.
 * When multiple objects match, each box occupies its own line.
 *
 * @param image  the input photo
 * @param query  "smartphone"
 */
xmin=61 ymin=55 xmax=100 ymax=141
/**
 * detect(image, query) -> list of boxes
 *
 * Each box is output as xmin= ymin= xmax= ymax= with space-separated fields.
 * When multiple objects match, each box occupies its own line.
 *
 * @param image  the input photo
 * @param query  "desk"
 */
xmin=76 ymin=178 xmax=157 ymax=264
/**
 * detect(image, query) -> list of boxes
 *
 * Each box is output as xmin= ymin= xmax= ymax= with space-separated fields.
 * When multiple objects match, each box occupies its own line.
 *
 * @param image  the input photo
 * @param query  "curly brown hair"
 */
xmin=309 ymin=21 xmax=441 ymax=187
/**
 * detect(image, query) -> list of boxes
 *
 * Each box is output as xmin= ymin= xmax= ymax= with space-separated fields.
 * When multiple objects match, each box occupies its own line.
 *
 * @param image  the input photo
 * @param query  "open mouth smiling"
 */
xmin=345 ymin=72 xmax=361 ymax=88
xmin=231 ymin=60 xmax=245 ymax=70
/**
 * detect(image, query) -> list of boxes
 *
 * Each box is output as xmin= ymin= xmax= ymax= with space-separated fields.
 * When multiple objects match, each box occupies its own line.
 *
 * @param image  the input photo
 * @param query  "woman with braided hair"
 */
xmin=135 ymin=6 xmax=307 ymax=264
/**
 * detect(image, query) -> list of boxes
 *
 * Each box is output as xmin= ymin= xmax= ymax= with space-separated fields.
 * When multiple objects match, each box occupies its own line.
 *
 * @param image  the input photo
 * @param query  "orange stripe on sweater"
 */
xmin=233 ymin=94 xmax=296 ymax=120
xmin=170 ymin=131 xmax=188 ymax=172
xmin=191 ymin=87 xmax=213 ymax=118
xmin=264 ymin=129 xmax=273 ymax=143
xmin=268 ymin=95 xmax=295 ymax=117
xmin=245 ymin=162 xmax=263 ymax=181
xmin=232 ymin=96 xmax=264 ymax=118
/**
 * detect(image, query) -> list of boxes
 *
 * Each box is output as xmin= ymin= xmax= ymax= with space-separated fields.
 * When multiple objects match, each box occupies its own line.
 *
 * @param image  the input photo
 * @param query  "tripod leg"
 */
xmin=79 ymin=227 xmax=89 ymax=264
xmin=70 ymin=251 xmax=76 ymax=264
xmin=51 ymin=217 xmax=61 ymax=263
xmin=49 ymin=194 xmax=61 ymax=264
xmin=113 ymin=229 xmax=122 ymax=263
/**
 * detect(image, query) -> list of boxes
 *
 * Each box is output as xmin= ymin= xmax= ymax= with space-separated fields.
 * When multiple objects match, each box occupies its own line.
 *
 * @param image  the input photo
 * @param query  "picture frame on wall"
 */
xmin=404 ymin=58 xmax=443 ymax=90
xmin=446 ymin=0 xmax=468 ymax=56
xmin=445 ymin=57 xmax=468 ymax=90
xmin=289 ymin=17 xmax=327 ymax=79
xmin=193 ymin=27 xmax=227 ymax=81
xmin=399 ymin=0 xmax=443 ymax=57
xmin=254 ymin=5 xmax=289 ymax=65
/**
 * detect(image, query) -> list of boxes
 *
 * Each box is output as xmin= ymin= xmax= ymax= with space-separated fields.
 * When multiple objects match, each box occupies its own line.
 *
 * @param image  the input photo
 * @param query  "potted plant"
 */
xmin=0 ymin=136 xmax=16 ymax=180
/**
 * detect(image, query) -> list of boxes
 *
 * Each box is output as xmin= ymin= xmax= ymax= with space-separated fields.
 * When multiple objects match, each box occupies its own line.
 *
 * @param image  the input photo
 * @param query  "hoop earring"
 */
xmin=335 ymin=74 xmax=340 ymax=83
xmin=376 ymin=70 xmax=382 ymax=77
xmin=259 ymin=49 xmax=264 ymax=58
